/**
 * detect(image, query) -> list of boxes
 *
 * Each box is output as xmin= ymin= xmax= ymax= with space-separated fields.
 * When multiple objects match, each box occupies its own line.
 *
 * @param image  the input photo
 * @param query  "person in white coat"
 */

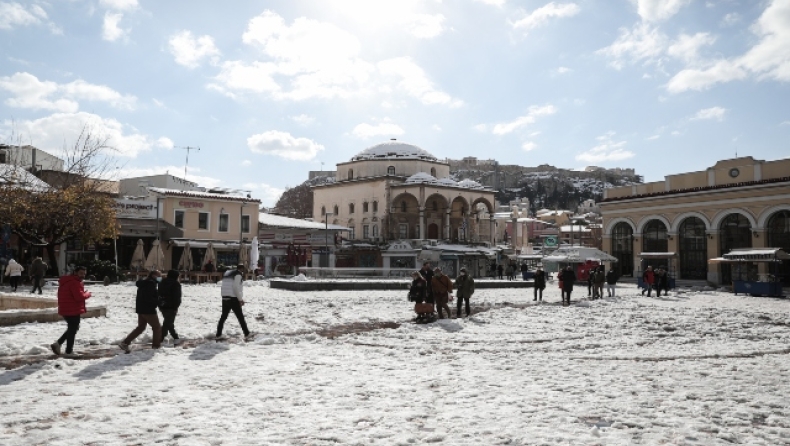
xmin=216 ymin=264 xmax=252 ymax=339
xmin=4 ymin=259 xmax=24 ymax=292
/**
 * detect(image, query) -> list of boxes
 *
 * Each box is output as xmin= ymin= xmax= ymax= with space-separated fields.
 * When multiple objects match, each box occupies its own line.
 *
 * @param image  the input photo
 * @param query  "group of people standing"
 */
xmin=49 ymin=263 xmax=253 ymax=357
xmin=641 ymin=265 xmax=671 ymax=297
xmin=409 ymin=262 xmax=476 ymax=322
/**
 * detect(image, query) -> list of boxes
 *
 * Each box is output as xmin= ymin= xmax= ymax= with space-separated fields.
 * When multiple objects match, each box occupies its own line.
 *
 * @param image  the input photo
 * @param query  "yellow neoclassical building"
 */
xmin=313 ymin=141 xmax=497 ymax=244
xmin=600 ymin=156 xmax=790 ymax=285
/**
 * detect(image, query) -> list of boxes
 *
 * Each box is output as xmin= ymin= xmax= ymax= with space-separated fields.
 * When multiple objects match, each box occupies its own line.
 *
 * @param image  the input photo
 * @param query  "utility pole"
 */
xmin=177 ymin=146 xmax=200 ymax=180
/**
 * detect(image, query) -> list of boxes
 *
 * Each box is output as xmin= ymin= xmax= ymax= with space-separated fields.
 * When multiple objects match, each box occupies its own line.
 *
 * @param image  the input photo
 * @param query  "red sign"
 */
xmin=178 ymin=200 xmax=204 ymax=208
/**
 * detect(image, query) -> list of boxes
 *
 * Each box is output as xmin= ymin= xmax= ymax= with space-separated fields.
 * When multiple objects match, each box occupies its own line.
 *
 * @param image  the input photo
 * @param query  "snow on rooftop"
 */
xmin=149 ymin=187 xmax=260 ymax=202
xmin=259 ymin=212 xmax=349 ymax=230
xmin=405 ymin=172 xmax=438 ymax=184
xmin=350 ymin=141 xmax=437 ymax=161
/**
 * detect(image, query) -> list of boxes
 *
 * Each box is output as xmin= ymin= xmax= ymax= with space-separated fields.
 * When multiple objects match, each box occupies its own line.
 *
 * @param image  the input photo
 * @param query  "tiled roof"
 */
xmin=149 ymin=187 xmax=261 ymax=203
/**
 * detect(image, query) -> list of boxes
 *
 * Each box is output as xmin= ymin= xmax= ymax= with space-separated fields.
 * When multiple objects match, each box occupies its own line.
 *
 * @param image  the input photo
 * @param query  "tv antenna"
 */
xmin=176 ymin=146 xmax=200 ymax=180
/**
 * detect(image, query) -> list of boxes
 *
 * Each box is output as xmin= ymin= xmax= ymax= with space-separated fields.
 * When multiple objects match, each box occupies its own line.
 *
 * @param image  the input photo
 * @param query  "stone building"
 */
xmin=312 ymin=141 xmax=497 ymax=244
xmin=600 ymin=156 xmax=790 ymax=285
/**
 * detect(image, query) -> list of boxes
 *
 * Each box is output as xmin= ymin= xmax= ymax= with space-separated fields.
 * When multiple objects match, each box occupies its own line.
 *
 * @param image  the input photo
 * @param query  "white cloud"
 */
xmin=242 ymin=182 xmax=285 ymax=207
xmin=102 ymin=12 xmax=127 ymax=42
xmin=0 ymin=72 xmax=137 ymax=112
xmin=511 ymin=2 xmax=580 ymax=32
xmin=721 ymin=12 xmax=741 ymax=26
xmin=2 ymin=112 xmax=158 ymax=158
xmin=241 ymin=160 xmax=252 ymax=167
xmin=691 ymin=106 xmax=727 ymax=121
xmin=646 ymin=134 xmax=660 ymax=140
xmin=432 ymin=124 xmax=442 ymax=131
xmin=556 ymin=66 xmax=572 ymax=74
xmin=247 ymin=130 xmax=324 ymax=161
xmin=473 ymin=124 xmax=488 ymax=132
xmin=168 ymin=30 xmax=221 ymax=69
xmin=667 ymin=32 xmax=717 ymax=64
xmin=156 ymin=137 xmax=174 ymax=149
xmin=291 ymin=114 xmax=315 ymax=126
xmin=522 ymin=141 xmax=537 ymax=151
xmin=597 ymin=22 xmax=667 ymax=70
xmin=575 ymin=132 xmax=635 ymax=163
xmin=667 ymin=0 xmax=790 ymax=93
xmin=351 ymin=121 xmax=405 ymax=139
xmin=780 ymin=120 xmax=790 ymax=126
xmin=475 ymin=0 xmax=506 ymax=6
xmin=99 ymin=0 xmax=138 ymax=11
xmin=491 ymin=104 xmax=557 ymax=135
xmin=0 ymin=2 xmax=46 ymax=30
xmin=634 ymin=0 xmax=691 ymax=22
xmin=408 ymin=14 xmax=445 ymax=39
xmin=377 ymin=57 xmax=463 ymax=107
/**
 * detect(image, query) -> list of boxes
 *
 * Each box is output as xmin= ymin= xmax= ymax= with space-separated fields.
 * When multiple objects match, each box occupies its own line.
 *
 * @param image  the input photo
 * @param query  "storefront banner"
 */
xmin=114 ymin=199 xmax=157 ymax=219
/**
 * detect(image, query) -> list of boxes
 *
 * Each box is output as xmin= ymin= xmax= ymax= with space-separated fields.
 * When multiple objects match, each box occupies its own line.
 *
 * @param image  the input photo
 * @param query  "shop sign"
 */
xmin=113 ymin=199 xmax=157 ymax=219
xmin=178 ymin=200 xmax=204 ymax=209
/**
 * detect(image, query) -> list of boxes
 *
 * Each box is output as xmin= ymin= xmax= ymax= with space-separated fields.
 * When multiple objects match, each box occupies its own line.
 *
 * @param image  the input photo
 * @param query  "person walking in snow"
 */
xmin=560 ymin=266 xmax=576 ymax=306
xmin=533 ymin=266 xmax=546 ymax=301
xmin=655 ymin=267 xmax=669 ymax=297
xmin=454 ymin=267 xmax=475 ymax=318
xmin=641 ymin=265 xmax=655 ymax=297
xmin=119 ymin=270 xmax=163 ymax=353
xmin=216 ymin=264 xmax=252 ymax=340
xmin=409 ymin=271 xmax=431 ymax=322
xmin=50 ymin=266 xmax=91 ymax=356
xmin=4 ymin=258 xmax=23 ymax=292
xmin=419 ymin=261 xmax=435 ymax=305
xmin=497 ymin=264 xmax=504 ymax=280
xmin=606 ymin=268 xmax=618 ymax=297
xmin=592 ymin=266 xmax=605 ymax=300
xmin=30 ymin=256 xmax=48 ymax=294
xmin=431 ymin=267 xmax=453 ymax=319
xmin=158 ymin=270 xmax=182 ymax=345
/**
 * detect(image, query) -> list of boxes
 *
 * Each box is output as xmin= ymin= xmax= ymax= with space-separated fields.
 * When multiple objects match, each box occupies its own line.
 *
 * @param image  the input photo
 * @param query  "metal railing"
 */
xmin=298 ymin=267 xmax=416 ymax=279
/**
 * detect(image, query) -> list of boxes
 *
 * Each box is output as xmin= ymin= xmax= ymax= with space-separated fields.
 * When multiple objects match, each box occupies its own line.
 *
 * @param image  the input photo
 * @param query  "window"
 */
xmin=218 ymin=214 xmax=229 ymax=232
xmin=372 ymin=201 xmax=378 ymax=213
xmin=432 ymin=201 xmax=438 ymax=211
xmin=416 ymin=224 xmax=420 ymax=239
xmin=348 ymin=226 xmax=355 ymax=239
xmin=430 ymin=167 xmax=436 ymax=177
xmin=401 ymin=201 xmax=407 ymax=212
xmin=372 ymin=225 xmax=379 ymax=238
xmin=348 ymin=169 xmax=354 ymax=180
xmin=241 ymin=215 xmax=250 ymax=233
xmin=0 ymin=151 xmax=6 ymax=164
xmin=174 ymin=210 xmax=185 ymax=229
xmin=363 ymin=225 xmax=370 ymax=239
xmin=387 ymin=166 xmax=395 ymax=175
xmin=399 ymin=224 xmax=408 ymax=239
xmin=363 ymin=202 xmax=368 ymax=213
xmin=321 ymin=206 xmax=326 ymax=216
xmin=198 ymin=212 xmax=209 ymax=230
xmin=349 ymin=203 xmax=355 ymax=214
xmin=333 ymin=205 xmax=339 ymax=215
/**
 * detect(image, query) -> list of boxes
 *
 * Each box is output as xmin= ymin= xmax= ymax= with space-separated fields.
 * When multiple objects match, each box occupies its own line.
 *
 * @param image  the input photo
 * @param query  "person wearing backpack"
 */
xmin=158 ymin=270 xmax=182 ymax=345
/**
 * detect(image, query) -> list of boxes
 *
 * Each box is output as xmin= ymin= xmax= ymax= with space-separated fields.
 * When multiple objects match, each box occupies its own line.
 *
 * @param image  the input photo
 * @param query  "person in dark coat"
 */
xmin=419 ymin=262 xmax=434 ymax=304
xmin=50 ymin=266 xmax=91 ymax=356
xmin=533 ymin=266 xmax=546 ymax=301
xmin=520 ymin=262 xmax=529 ymax=281
xmin=560 ymin=266 xmax=576 ymax=306
xmin=30 ymin=256 xmax=48 ymax=294
xmin=158 ymin=270 xmax=182 ymax=345
xmin=409 ymin=271 xmax=430 ymax=322
xmin=592 ymin=266 xmax=605 ymax=300
xmin=497 ymin=264 xmax=504 ymax=280
xmin=454 ymin=267 xmax=475 ymax=318
xmin=431 ymin=267 xmax=453 ymax=319
xmin=587 ymin=269 xmax=594 ymax=297
xmin=119 ymin=270 xmax=162 ymax=353
xmin=655 ymin=267 xmax=670 ymax=297
xmin=641 ymin=266 xmax=655 ymax=296
xmin=606 ymin=268 xmax=618 ymax=297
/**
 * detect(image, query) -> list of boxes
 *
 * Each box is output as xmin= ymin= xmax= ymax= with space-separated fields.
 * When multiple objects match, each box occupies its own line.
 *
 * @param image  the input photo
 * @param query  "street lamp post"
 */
xmin=324 ymin=212 xmax=334 ymax=268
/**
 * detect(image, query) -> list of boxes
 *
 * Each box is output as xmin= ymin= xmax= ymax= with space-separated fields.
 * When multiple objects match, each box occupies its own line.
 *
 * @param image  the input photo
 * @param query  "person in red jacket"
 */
xmin=51 ymin=266 xmax=91 ymax=356
xmin=641 ymin=265 xmax=655 ymax=297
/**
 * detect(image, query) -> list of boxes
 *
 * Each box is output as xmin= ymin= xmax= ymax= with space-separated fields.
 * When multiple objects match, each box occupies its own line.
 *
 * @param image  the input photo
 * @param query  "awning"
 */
xmin=169 ymin=239 xmax=248 ymax=250
xmin=418 ymin=249 xmax=442 ymax=262
xmin=723 ymin=248 xmax=790 ymax=261
xmin=118 ymin=218 xmax=183 ymax=239
xmin=639 ymin=252 xmax=677 ymax=259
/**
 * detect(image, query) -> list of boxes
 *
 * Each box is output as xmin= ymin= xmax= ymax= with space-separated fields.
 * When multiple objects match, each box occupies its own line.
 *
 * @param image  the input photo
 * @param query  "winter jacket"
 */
xmin=408 ymin=278 xmax=427 ymax=303
xmin=593 ymin=270 xmax=605 ymax=285
xmin=642 ymin=269 xmax=655 ymax=285
xmin=135 ymin=278 xmax=160 ymax=314
xmin=158 ymin=272 xmax=182 ymax=310
xmin=431 ymin=273 xmax=453 ymax=298
xmin=533 ymin=270 xmax=546 ymax=289
xmin=606 ymin=270 xmax=618 ymax=285
xmin=560 ymin=269 xmax=576 ymax=291
xmin=520 ymin=264 xmax=528 ymax=272
xmin=220 ymin=269 xmax=244 ymax=301
xmin=4 ymin=259 xmax=23 ymax=277
xmin=419 ymin=268 xmax=434 ymax=296
xmin=57 ymin=274 xmax=91 ymax=316
xmin=31 ymin=258 xmax=48 ymax=276
xmin=656 ymin=271 xmax=669 ymax=289
xmin=454 ymin=275 xmax=475 ymax=299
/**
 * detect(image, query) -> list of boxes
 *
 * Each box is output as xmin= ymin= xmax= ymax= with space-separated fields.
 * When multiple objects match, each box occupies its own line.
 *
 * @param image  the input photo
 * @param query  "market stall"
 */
xmin=709 ymin=248 xmax=788 ymax=297
xmin=637 ymin=252 xmax=677 ymax=291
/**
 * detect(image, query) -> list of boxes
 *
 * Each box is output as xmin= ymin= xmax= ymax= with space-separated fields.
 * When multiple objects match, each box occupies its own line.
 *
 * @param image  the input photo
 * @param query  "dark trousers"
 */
xmin=642 ymin=284 xmax=653 ymax=296
xmin=31 ymin=274 xmax=43 ymax=293
xmin=57 ymin=315 xmax=81 ymax=354
xmin=160 ymin=308 xmax=179 ymax=342
xmin=562 ymin=290 xmax=572 ymax=304
xmin=534 ymin=286 xmax=544 ymax=300
xmin=456 ymin=296 xmax=470 ymax=317
xmin=9 ymin=276 xmax=19 ymax=291
xmin=123 ymin=314 xmax=162 ymax=348
xmin=217 ymin=297 xmax=249 ymax=337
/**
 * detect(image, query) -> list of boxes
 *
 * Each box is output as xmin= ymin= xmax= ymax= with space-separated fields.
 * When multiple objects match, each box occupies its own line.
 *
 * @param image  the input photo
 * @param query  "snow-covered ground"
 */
xmin=1 ymin=281 xmax=790 ymax=445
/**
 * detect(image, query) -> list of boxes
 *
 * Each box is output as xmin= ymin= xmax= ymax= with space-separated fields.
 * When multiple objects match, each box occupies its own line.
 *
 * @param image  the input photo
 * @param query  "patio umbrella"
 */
xmin=202 ymin=241 xmax=216 ymax=269
xmin=238 ymin=241 xmax=249 ymax=269
xmin=249 ymin=236 xmax=259 ymax=272
xmin=130 ymin=239 xmax=146 ymax=271
xmin=177 ymin=242 xmax=194 ymax=271
xmin=144 ymin=239 xmax=165 ymax=270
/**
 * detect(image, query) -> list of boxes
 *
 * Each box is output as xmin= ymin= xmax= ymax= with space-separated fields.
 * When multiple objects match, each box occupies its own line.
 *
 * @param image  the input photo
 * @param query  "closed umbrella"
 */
xmin=249 ymin=236 xmax=259 ymax=272
xmin=202 ymin=242 xmax=216 ymax=269
xmin=130 ymin=239 xmax=146 ymax=271
xmin=238 ymin=241 xmax=249 ymax=269
xmin=144 ymin=239 xmax=165 ymax=270
xmin=177 ymin=242 xmax=194 ymax=271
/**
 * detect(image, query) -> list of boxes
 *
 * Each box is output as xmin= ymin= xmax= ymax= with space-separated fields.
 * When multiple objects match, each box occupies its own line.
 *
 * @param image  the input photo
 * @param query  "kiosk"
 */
xmin=637 ymin=252 xmax=677 ymax=291
xmin=710 ymin=248 xmax=788 ymax=297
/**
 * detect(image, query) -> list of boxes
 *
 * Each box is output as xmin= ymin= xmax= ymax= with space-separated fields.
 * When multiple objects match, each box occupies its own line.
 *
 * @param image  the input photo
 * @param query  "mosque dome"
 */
xmin=436 ymin=177 xmax=458 ymax=186
xmin=405 ymin=172 xmax=438 ymax=184
xmin=457 ymin=179 xmax=483 ymax=189
xmin=350 ymin=140 xmax=438 ymax=161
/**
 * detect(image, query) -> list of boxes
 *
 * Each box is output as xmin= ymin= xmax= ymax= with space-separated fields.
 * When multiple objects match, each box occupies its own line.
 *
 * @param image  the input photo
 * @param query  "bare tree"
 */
xmin=272 ymin=182 xmax=314 ymax=219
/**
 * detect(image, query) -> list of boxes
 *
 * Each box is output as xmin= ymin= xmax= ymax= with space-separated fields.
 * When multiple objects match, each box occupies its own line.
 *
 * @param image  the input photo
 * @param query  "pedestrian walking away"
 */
xmin=119 ymin=270 xmax=163 ymax=353
xmin=30 ymin=256 xmax=48 ymax=294
xmin=533 ymin=266 xmax=546 ymax=301
xmin=655 ymin=267 xmax=670 ymax=297
xmin=560 ymin=266 xmax=576 ymax=306
xmin=606 ymin=268 xmax=618 ymax=297
xmin=454 ymin=267 xmax=475 ymax=318
xmin=4 ymin=259 xmax=23 ymax=292
xmin=216 ymin=264 xmax=252 ymax=340
xmin=50 ymin=266 xmax=91 ymax=356
xmin=431 ymin=267 xmax=453 ymax=319
xmin=158 ymin=269 xmax=182 ymax=345
xmin=593 ymin=266 xmax=605 ymax=300
xmin=641 ymin=266 xmax=655 ymax=297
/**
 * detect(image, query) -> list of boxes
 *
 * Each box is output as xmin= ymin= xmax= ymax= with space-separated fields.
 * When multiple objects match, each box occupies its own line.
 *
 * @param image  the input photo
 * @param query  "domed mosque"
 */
xmin=313 ymin=140 xmax=497 ymax=260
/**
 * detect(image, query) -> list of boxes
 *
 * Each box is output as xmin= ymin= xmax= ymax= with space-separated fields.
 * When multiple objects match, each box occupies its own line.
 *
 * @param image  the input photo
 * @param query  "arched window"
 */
xmin=679 ymin=217 xmax=707 ymax=280
xmin=767 ymin=210 xmax=790 ymax=285
xmin=387 ymin=166 xmax=395 ymax=175
xmin=719 ymin=213 xmax=752 ymax=284
xmin=363 ymin=202 xmax=369 ymax=213
xmin=642 ymin=220 xmax=668 ymax=253
xmin=348 ymin=169 xmax=354 ymax=180
xmin=401 ymin=201 xmax=407 ymax=213
xmin=349 ymin=203 xmax=355 ymax=214
xmin=372 ymin=225 xmax=379 ymax=238
xmin=372 ymin=201 xmax=378 ymax=213
xmin=321 ymin=206 xmax=326 ymax=216
xmin=432 ymin=201 xmax=438 ymax=211
xmin=612 ymin=222 xmax=634 ymax=277
xmin=430 ymin=167 xmax=436 ymax=177
xmin=333 ymin=205 xmax=339 ymax=215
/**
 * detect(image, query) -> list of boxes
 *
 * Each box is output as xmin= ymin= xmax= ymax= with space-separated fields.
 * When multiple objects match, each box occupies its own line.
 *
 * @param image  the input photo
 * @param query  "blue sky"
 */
xmin=1 ymin=0 xmax=788 ymax=206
